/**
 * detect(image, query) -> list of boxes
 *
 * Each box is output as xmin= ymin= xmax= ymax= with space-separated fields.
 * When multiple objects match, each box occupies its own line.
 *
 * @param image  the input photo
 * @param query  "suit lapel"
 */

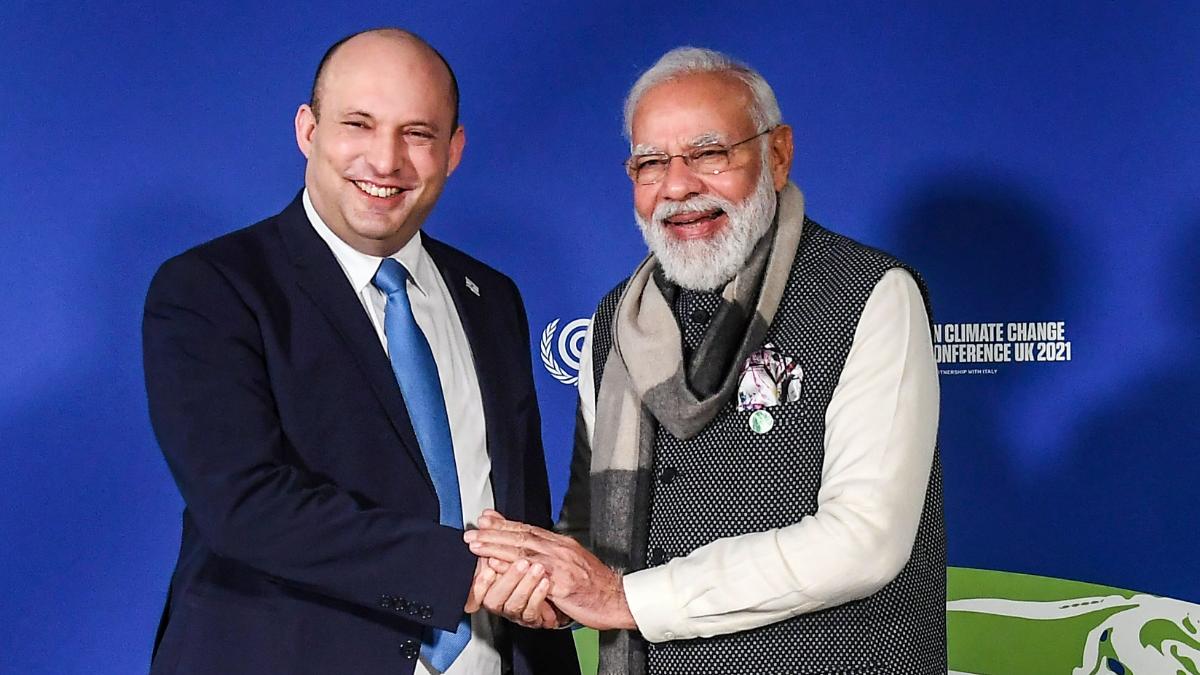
xmin=274 ymin=195 xmax=434 ymax=492
xmin=424 ymin=236 xmax=523 ymax=518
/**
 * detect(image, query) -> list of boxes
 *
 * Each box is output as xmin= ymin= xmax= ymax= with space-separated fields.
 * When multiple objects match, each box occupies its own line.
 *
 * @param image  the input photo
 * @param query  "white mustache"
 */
xmin=653 ymin=195 xmax=733 ymax=223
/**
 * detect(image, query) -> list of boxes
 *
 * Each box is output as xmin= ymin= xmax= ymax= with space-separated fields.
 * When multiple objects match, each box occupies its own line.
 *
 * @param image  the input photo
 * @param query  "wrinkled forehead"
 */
xmin=629 ymin=73 xmax=756 ymax=151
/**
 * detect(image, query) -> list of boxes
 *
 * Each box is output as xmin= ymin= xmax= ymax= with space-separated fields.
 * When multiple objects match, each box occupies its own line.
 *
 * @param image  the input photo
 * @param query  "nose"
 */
xmin=659 ymin=154 xmax=704 ymax=201
xmin=365 ymin=131 xmax=412 ymax=177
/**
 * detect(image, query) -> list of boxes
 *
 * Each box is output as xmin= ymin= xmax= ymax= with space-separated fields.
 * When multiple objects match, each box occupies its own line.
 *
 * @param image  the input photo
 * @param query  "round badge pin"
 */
xmin=748 ymin=409 xmax=774 ymax=434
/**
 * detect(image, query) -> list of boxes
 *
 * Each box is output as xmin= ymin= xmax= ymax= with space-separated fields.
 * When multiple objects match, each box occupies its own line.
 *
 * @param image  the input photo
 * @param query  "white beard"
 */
xmin=635 ymin=158 xmax=778 ymax=291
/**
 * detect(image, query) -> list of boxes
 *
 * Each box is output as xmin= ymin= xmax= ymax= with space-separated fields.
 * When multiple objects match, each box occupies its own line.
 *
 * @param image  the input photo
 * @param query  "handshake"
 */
xmin=462 ymin=509 xmax=637 ymax=631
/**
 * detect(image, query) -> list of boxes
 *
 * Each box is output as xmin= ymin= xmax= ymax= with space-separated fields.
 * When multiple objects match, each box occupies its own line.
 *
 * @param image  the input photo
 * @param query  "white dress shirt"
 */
xmin=304 ymin=191 xmax=500 ymax=675
xmin=575 ymin=267 xmax=939 ymax=643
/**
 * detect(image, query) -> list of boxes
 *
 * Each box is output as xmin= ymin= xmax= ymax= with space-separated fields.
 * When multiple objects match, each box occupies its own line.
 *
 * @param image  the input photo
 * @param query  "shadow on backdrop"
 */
xmin=1056 ymin=218 xmax=1200 ymax=602
xmin=886 ymin=168 xmax=1076 ymax=579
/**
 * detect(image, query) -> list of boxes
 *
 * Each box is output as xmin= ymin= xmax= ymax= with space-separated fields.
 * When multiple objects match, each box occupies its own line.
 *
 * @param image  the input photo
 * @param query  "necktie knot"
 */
xmin=373 ymin=258 xmax=409 ymax=297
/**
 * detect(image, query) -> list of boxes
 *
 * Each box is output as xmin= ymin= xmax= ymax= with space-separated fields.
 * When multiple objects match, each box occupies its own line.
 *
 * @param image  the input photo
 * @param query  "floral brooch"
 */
xmin=736 ymin=342 xmax=803 ymax=433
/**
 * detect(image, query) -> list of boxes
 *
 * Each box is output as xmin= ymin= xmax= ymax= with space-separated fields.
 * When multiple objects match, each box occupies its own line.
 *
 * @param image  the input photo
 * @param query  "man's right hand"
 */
xmin=466 ymin=512 xmax=636 ymax=631
xmin=464 ymin=551 xmax=566 ymax=629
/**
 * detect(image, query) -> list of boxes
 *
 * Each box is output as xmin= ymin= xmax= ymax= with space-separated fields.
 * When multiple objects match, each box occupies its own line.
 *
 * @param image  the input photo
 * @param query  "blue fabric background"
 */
xmin=2 ymin=2 xmax=1196 ymax=672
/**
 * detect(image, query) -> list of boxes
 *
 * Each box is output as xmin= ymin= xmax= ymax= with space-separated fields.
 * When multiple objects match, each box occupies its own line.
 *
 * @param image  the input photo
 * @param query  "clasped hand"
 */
xmin=462 ymin=510 xmax=636 ymax=631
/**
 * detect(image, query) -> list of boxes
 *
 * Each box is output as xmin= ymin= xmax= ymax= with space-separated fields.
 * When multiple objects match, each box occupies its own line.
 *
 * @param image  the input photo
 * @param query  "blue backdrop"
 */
xmin=2 ymin=2 xmax=1197 ymax=672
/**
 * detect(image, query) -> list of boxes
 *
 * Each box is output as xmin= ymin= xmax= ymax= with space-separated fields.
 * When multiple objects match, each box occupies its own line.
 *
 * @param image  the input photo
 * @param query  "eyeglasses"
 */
xmin=624 ymin=127 xmax=775 ymax=185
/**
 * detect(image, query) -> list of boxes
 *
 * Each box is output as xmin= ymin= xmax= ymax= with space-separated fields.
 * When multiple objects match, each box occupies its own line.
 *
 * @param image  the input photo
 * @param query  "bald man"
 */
xmin=143 ymin=29 xmax=579 ymax=675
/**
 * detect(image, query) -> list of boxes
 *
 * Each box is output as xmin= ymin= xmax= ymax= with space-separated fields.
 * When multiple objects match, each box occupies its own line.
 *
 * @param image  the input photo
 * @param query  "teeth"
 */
xmin=667 ymin=212 xmax=711 ymax=225
xmin=354 ymin=181 xmax=402 ymax=198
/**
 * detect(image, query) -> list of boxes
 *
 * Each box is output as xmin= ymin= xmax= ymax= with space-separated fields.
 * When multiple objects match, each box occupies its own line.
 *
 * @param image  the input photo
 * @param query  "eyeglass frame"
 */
xmin=624 ymin=126 xmax=778 ymax=185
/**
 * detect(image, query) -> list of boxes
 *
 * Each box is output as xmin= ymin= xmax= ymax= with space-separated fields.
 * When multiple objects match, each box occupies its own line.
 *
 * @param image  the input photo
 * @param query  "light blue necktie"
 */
xmin=373 ymin=258 xmax=470 ymax=672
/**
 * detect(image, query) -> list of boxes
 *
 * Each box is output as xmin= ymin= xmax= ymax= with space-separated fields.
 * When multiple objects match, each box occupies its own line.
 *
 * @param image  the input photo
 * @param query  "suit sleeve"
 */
xmin=142 ymin=251 xmax=476 ymax=630
xmin=509 ymin=278 xmax=555 ymax=530
xmin=501 ymin=278 xmax=585 ymax=675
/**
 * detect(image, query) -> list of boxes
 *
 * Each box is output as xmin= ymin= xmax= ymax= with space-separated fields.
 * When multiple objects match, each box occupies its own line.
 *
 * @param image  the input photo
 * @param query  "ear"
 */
xmin=767 ymin=124 xmax=794 ymax=191
xmin=295 ymin=104 xmax=317 ymax=158
xmin=446 ymin=125 xmax=466 ymax=176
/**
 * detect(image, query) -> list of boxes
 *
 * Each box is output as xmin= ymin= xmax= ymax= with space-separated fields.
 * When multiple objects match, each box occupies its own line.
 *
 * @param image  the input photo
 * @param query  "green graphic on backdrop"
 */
xmin=948 ymin=568 xmax=1200 ymax=674
xmin=570 ymin=567 xmax=1200 ymax=675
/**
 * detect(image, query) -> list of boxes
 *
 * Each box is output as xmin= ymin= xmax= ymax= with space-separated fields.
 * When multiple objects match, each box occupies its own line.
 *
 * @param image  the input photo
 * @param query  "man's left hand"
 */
xmin=464 ymin=510 xmax=636 ymax=631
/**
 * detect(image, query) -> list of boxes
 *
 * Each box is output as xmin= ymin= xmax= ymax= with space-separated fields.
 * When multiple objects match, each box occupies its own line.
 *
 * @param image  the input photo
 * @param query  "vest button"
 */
xmin=659 ymin=466 xmax=679 ymax=484
xmin=648 ymin=546 xmax=666 ymax=566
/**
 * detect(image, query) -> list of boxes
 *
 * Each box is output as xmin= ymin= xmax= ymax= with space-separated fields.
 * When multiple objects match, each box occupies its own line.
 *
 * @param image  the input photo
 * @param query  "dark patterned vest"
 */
xmin=591 ymin=220 xmax=946 ymax=675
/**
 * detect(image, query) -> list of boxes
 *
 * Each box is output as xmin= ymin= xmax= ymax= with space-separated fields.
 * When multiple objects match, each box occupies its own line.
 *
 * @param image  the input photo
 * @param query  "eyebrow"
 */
xmin=689 ymin=131 xmax=726 ymax=147
xmin=631 ymin=143 xmax=662 ymax=155
xmin=630 ymin=131 xmax=728 ymax=156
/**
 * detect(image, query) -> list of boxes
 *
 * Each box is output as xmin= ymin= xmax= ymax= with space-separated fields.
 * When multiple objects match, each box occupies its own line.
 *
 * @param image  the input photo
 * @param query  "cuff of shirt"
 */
xmin=622 ymin=565 xmax=689 ymax=643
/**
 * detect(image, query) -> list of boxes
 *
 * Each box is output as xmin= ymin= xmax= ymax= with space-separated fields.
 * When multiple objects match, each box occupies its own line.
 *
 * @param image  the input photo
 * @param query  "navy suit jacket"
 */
xmin=142 ymin=194 xmax=579 ymax=675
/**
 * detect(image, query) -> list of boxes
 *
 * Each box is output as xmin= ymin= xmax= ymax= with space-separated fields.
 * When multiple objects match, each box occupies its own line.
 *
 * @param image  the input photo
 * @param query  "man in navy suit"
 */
xmin=142 ymin=28 xmax=579 ymax=674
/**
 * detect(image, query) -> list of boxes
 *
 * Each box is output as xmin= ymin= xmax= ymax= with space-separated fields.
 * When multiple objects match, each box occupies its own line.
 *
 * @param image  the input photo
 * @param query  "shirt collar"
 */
xmin=303 ymin=189 xmax=429 ymax=297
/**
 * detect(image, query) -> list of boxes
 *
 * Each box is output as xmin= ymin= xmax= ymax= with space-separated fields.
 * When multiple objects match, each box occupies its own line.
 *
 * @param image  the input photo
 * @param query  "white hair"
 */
xmin=623 ymin=46 xmax=783 ymax=141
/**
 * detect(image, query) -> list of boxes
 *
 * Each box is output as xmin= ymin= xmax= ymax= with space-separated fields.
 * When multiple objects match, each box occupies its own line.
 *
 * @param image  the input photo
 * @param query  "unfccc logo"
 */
xmin=540 ymin=318 xmax=590 ymax=385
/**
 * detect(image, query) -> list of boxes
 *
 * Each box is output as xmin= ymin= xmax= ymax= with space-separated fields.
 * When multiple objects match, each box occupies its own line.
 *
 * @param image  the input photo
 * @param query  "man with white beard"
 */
xmin=465 ymin=46 xmax=946 ymax=674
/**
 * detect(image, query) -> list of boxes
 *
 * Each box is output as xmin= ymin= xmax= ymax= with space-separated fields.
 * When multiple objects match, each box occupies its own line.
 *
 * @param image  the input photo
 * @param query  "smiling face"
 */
xmin=295 ymin=32 xmax=464 ymax=257
xmin=630 ymin=71 xmax=793 ymax=289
